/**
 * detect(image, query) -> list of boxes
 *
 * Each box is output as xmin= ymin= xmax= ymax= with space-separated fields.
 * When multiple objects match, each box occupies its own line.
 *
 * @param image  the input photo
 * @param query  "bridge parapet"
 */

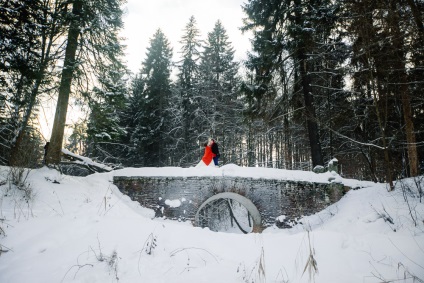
xmin=113 ymin=174 xmax=350 ymax=229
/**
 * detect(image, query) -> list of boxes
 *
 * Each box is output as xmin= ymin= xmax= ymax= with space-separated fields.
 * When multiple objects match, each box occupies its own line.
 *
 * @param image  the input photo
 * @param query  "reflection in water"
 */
xmin=197 ymin=198 xmax=253 ymax=234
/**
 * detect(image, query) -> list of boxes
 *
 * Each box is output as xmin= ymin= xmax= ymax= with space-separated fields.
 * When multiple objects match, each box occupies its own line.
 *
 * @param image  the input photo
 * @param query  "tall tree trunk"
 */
xmin=284 ymin=114 xmax=291 ymax=169
xmin=294 ymin=1 xmax=324 ymax=168
xmin=46 ymin=0 xmax=82 ymax=165
xmin=399 ymin=80 xmax=418 ymax=177
xmin=247 ymin=123 xmax=254 ymax=167
xmin=370 ymin=64 xmax=395 ymax=190
xmin=297 ymin=52 xmax=324 ymax=168
xmin=390 ymin=1 xmax=419 ymax=176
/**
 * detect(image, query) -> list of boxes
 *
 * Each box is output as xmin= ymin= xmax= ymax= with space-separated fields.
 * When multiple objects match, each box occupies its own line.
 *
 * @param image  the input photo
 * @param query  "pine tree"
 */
xmin=174 ymin=16 xmax=203 ymax=166
xmin=241 ymin=8 xmax=289 ymax=168
xmin=198 ymin=20 xmax=241 ymax=163
xmin=128 ymin=29 xmax=173 ymax=167
xmin=85 ymin=61 xmax=129 ymax=165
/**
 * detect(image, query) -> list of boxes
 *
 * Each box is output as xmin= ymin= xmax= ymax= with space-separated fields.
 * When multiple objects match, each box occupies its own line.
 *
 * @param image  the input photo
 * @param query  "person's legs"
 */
xmin=213 ymin=156 xmax=219 ymax=166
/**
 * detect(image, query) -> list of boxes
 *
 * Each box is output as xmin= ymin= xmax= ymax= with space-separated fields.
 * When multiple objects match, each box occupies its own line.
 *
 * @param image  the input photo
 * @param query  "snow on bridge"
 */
xmin=112 ymin=164 xmax=372 ymax=233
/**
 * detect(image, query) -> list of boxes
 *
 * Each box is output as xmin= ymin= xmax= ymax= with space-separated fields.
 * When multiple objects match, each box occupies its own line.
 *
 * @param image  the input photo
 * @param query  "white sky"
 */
xmin=120 ymin=0 xmax=252 ymax=74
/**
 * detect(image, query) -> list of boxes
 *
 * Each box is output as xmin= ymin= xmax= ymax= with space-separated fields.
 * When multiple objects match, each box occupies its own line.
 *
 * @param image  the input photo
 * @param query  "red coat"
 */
xmin=201 ymin=145 xmax=214 ymax=165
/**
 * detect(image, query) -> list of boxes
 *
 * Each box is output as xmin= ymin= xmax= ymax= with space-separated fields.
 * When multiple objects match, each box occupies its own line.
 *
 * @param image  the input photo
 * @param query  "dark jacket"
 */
xmin=211 ymin=141 xmax=220 ymax=157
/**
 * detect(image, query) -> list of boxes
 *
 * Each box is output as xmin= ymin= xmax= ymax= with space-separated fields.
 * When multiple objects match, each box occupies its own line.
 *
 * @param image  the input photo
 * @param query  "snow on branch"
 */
xmin=61 ymin=149 xmax=113 ymax=172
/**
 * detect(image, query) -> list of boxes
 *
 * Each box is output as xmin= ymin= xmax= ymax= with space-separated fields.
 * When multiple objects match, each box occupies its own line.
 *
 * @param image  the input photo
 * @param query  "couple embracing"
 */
xmin=196 ymin=138 xmax=220 ymax=167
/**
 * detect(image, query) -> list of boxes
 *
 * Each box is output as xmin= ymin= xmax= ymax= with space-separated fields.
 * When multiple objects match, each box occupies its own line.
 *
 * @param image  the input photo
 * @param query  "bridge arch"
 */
xmin=194 ymin=192 xmax=262 ymax=233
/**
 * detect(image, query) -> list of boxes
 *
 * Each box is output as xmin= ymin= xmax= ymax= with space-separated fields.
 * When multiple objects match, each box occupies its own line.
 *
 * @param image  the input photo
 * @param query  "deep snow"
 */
xmin=0 ymin=165 xmax=423 ymax=283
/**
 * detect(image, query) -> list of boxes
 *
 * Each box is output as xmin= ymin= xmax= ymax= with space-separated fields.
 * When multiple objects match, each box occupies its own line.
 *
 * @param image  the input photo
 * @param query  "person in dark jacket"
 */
xmin=210 ymin=138 xmax=220 ymax=166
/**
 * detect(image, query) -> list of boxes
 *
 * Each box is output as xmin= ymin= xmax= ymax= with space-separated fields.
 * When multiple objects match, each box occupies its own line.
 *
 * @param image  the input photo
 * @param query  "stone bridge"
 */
xmin=112 ymin=165 xmax=350 ymax=232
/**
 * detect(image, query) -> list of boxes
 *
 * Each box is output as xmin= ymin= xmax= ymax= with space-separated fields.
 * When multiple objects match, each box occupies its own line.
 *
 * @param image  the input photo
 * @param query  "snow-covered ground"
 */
xmin=0 ymin=165 xmax=423 ymax=283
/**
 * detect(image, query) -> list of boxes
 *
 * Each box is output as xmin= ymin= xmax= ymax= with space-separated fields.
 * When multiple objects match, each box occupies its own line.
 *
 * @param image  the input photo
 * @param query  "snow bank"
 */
xmin=0 ymin=166 xmax=423 ymax=283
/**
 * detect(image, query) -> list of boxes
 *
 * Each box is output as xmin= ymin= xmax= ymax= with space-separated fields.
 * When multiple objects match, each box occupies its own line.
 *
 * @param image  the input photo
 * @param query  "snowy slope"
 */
xmin=0 ymin=165 xmax=423 ymax=283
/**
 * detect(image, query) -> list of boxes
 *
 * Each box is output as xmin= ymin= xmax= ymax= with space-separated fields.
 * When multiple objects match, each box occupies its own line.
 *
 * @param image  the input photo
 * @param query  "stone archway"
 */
xmin=113 ymin=175 xmax=348 ymax=230
xmin=194 ymin=192 xmax=262 ymax=233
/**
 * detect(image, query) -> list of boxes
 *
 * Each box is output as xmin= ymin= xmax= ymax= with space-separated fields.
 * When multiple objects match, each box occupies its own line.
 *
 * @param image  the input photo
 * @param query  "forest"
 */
xmin=1 ymin=0 xmax=423 ymax=186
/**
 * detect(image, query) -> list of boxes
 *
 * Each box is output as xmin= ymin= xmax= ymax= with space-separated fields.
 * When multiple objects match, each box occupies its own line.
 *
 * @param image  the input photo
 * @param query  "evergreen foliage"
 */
xmin=0 ymin=0 xmax=59 ymax=166
xmin=47 ymin=0 xmax=127 ymax=164
xmin=174 ymin=16 xmax=203 ymax=166
xmin=85 ymin=61 xmax=129 ymax=165
xmin=198 ymin=20 xmax=242 ymax=164
xmin=241 ymin=0 xmax=423 ymax=180
xmin=1 ymin=1 xmax=422 ymax=182
xmin=126 ymin=29 xmax=173 ymax=167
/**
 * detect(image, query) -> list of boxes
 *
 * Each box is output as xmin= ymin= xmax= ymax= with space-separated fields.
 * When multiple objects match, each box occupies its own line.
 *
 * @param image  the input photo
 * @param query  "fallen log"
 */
xmin=61 ymin=149 xmax=113 ymax=173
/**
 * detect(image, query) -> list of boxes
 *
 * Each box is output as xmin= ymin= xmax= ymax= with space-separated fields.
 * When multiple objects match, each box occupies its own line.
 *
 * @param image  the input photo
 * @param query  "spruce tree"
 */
xmin=175 ymin=16 xmax=203 ymax=166
xmin=198 ymin=20 xmax=241 ymax=163
xmin=128 ymin=29 xmax=173 ymax=167
xmin=85 ymin=61 xmax=129 ymax=165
